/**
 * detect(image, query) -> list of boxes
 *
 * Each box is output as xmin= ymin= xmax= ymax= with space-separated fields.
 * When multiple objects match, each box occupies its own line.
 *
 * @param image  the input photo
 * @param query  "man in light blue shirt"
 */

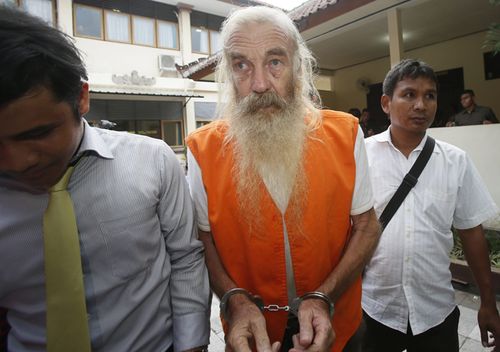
xmin=0 ymin=6 xmax=210 ymax=351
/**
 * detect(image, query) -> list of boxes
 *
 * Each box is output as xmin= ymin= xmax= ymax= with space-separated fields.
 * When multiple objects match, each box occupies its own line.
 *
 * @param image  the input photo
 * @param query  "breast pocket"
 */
xmin=423 ymin=189 xmax=456 ymax=232
xmin=100 ymin=205 xmax=162 ymax=280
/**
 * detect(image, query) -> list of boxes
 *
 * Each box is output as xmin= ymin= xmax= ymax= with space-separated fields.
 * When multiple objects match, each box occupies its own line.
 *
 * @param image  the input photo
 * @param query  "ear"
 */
xmin=381 ymin=94 xmax=391 ymax=115
xmin=78 ymin=82 xmax=90 ymax=116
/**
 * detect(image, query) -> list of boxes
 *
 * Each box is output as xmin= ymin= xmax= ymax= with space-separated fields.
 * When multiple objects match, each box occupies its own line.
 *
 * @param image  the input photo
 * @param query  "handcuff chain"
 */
xmin=262 ymin=304 xmax=290 ymax=312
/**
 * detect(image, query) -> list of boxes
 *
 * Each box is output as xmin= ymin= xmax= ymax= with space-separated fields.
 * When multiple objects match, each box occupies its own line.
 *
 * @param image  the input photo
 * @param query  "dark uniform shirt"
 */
xmin=454 ymin=105 xmax=498 ymax=126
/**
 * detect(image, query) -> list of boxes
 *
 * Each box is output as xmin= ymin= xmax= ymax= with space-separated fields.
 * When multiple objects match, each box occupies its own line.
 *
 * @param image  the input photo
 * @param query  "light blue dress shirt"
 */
xmin=0 ymin=121 xmax=210 ymax=351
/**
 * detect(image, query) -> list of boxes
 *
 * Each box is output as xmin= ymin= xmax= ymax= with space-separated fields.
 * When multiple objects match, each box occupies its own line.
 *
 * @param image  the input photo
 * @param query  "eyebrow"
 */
xmin=266 ymin=48 xmax=288 ymax=57
xmin=229 ymin=52 xmax=246 ymax=61
xmin=13 ymin=122 xmax=59 ymax=140
xmin=229 ymin=47 xmax=289 ymax=61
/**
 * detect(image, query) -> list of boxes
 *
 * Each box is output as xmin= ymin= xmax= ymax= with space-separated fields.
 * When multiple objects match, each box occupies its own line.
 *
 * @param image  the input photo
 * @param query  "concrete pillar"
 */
xmin=184 ymin=97 xmax=197 ymax=135
xmin=56 ymin=0 xmax=73 ymax=35
xmin=387 ymin=7 xmax=403 ymax=67
xmin=177 ymin=3 xmax=193 ymax=65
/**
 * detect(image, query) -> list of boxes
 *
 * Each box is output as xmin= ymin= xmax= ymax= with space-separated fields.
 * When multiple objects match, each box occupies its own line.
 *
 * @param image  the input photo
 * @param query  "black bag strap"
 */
xmin=379 ymin=136 xmax=435 ymax=231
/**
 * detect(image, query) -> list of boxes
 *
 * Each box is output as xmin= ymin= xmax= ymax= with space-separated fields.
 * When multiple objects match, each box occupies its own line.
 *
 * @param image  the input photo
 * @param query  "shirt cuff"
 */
xmin=173 ymin=310 xmax=210 ymax=352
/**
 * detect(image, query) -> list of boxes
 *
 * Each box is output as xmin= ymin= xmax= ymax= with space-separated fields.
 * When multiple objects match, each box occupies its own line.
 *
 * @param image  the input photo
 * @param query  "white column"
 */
xmin=56 ymin=0 xmax=73 ymax=35
xmin=184 ymin=98 xmax=197 ymax=135
xmin=177 ymin=4 xmax=193 ymax=65
xmin=387 ymin=7 xmax=403 ymax=67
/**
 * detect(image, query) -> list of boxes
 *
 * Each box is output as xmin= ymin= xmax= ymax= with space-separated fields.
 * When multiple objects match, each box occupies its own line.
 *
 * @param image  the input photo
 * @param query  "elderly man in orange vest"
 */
xmin=187 ymin=6 xmax=380 ymax=352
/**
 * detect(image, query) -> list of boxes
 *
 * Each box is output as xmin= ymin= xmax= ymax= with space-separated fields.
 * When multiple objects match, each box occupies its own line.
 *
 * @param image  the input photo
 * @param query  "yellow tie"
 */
xmin=43 ymin=166 xmax=91 ymax=352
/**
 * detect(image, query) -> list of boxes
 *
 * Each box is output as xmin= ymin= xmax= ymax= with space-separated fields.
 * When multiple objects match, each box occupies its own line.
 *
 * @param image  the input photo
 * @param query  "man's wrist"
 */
xmin=219 ymin=288 xmax=262 ymax=320
xmin=293 ymin=291 xmax=335 ymax=318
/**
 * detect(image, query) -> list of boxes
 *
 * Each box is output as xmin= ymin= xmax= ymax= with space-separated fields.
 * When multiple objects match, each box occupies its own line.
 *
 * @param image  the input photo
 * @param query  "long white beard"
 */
xmin=224 ymin=90 xmax=307 ymax=223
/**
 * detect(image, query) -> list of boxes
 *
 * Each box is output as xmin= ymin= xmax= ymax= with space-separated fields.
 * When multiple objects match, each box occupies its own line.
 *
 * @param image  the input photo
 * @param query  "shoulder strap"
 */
xmin=379 ymin=136 xmax=435 ymax=231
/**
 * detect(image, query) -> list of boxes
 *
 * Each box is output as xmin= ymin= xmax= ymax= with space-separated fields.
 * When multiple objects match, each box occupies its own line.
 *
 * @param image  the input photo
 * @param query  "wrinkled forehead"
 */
xmin=225 ymin=22 xmax=294 ymax=57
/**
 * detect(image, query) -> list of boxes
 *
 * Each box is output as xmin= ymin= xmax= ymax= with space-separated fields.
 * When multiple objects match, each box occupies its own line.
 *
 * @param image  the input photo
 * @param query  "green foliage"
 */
xmin=451 ymin=228 xmax=500 ymax=268
xmin=484 ymin=24 xmax=500 ymax=54
xmin=484 ymin=0 xmax=500 ymax=54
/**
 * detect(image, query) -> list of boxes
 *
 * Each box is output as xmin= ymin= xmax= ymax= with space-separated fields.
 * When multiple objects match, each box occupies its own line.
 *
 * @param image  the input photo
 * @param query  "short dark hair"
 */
xmin=347 ymin=108 xmax=361 ymax=118
xmin=462 ymin=89 xmax=475 ymax=97
xmin=0 ymin=5 xmax=88 ymax=116
xmin=382 ymin=59 xmax=438 ymax=97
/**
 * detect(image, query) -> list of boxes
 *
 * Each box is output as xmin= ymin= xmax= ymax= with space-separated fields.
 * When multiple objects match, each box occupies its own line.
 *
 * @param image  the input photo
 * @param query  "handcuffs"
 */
xmin=219 ymin=288 xmax=334 ymax=320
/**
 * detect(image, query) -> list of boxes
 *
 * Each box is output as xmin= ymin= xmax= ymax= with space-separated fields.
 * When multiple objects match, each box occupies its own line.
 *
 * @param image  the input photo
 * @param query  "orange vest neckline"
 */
xmin=187 ymin=110 xmax=360 ymax=351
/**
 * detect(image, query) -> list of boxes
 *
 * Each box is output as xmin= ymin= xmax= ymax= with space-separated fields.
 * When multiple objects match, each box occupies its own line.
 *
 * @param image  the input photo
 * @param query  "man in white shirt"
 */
xmin=362 ymin=59 xmax=500 ymax=351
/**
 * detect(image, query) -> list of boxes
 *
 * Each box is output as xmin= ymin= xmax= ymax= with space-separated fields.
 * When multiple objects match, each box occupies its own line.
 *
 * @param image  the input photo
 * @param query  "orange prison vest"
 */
xmin=187 ymin=110 xmax=360 ymax=352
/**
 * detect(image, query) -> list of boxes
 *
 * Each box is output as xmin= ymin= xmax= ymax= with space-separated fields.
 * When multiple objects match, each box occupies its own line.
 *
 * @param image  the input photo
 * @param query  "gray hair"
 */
xmin=215 ymin=6 xmax=321 ymax=128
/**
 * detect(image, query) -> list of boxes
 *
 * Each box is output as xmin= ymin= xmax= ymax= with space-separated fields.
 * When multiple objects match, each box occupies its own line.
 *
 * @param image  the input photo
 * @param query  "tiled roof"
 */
xmin=288 ymin=0 xmax=338 ymax=22
xmin=175 ymin=53 xmax=221 ymax=79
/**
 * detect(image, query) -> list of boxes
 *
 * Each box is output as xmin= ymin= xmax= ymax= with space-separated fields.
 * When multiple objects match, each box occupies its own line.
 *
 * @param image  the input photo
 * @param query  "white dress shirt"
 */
xmin=362 ymin=128 xmax=499 ymax=335
xmin=187 ymin=125 xmax=374 ymax=232
xmin=0 ymin=121 xmax=210 ymax=351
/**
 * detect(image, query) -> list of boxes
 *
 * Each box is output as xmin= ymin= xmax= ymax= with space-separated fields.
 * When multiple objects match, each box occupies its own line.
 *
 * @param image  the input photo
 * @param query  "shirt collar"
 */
xmin=72 ymin=119 xmax=114 ymax=162
xmin=373 ymin=126 xmax=438 ymax=154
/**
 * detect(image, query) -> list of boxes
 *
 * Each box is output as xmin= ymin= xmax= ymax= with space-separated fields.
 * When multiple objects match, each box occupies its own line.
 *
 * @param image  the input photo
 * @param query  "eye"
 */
xmin=403 ymin=91 xmax=414 ymax=98
xmin=16 ymin=127 xmax=54 ymax=141
xmin=426 ymin=93 xmax=436 ymax=100
xmin=270 ymin=59 xmax=281 ymax=67
xmin=233 ymin=61 xmax=249 ymax=72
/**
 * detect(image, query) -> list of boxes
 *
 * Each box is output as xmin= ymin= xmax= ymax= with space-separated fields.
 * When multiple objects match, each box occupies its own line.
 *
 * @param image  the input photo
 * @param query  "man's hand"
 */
xmin=225 ymin=294 xmax=280 ymax=352
xmin=478 ymin=304 xmax=500 ymax=351
xmin=289 ymin=298 xmax=335 ymax=352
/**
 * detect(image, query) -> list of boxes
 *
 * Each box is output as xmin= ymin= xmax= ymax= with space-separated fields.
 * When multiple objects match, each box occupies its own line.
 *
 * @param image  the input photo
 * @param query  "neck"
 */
xmin=390 ymin=128 xmax=425 ymax=158
xmin=466 ymin=104 xmax=476 ymax=112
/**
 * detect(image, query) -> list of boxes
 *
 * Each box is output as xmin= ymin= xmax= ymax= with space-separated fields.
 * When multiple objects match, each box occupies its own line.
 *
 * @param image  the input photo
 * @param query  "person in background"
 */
xmin=454 ymin=89 xmax=498 ymax=126
xmin=362 ymin=59 xmax=500 ymax=352
xmin=348 ymin=108 xmax=362 ymax=118
xmin=0 ymin=6 xmax=210 ymax=351
xmin=359 ymin=108 xmax=375 ymax=137
xmin=186 ymin=6 xmax=380 ymax=352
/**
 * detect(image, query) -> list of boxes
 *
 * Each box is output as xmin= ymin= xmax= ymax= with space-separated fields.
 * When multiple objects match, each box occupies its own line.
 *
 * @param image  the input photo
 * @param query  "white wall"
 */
xmin=330 ymin=31 xmax=500 ymax=115
xmin=428 ymin=125 xmax=500 ymax=230
xmin=76 ymin=38 xmax=181 ymax=77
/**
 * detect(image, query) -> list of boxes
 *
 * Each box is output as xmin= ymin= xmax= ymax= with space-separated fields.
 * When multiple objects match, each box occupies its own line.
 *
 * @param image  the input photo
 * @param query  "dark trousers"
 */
xmin=362 ymin=306 xmax=460 ymax=352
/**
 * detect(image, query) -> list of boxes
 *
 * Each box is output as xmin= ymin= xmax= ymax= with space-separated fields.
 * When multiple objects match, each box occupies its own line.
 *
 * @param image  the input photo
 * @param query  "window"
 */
xmin=73 ymin=3 xmax=179 ymax=50
xmin=157 ymin=20 xmax=178 ymax=49
xmin=162 ymin=121 xmax=184 ymax=147
xmin=137 ymin=120 xmax=161 ymax=139
xmin=0 ymin=0 xmax=17 ymax=6
xmin=86 ymin=100 xmax=184 ymax=147
xmin=191 ymin=27 xmax=221 ymax=54
xmin=209 ymin=30 xmax=222 ymax=54
xmin=74 ymin=4 xmax=102 ymax=39
xmin=191 ymin=27 xmax=209 ymax=54
xmin=105 ymin=10 xmax=130 ymax=43
xmin=132 ymin=16 xmax=155 ymax=46
xmin=195 ymin=102 xmax=216 ymax=127
xmin=22 ymin=0 xmax=52 ymax=23
xmin=196 ymin=121 xmax=211 ymax=129
xmin=5 ymin=0 xmax=54 ymax=24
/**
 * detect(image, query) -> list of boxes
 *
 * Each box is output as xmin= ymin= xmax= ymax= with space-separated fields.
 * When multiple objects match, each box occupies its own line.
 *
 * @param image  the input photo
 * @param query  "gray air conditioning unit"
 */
xmin=158 ymin=54 xmax=179 ymax=76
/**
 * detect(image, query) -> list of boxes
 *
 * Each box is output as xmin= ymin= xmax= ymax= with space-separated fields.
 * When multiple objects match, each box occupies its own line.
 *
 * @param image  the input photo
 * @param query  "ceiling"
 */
xmin=300 ymin=0 xmax=500 ymax=71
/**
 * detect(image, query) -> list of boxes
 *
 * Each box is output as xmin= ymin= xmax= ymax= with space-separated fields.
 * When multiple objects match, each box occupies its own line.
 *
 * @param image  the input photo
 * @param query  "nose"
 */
xmin=0 ymin=142 xmax=39 ymax=174
xmin=413 ymin=96 xmax=426 ymax=110
xmin=251 ymin=66 xmax=271 ymax=94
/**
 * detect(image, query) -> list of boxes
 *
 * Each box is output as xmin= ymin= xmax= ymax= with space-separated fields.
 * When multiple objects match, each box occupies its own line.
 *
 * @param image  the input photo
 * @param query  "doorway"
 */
xmin=365 ymin=67 xmax=464 ymax=130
